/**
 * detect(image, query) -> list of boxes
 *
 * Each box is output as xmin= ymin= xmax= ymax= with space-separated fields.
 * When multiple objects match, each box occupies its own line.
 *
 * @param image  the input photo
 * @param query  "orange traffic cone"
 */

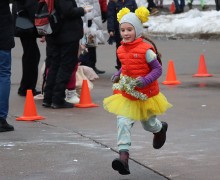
xmin=162 ymin=60 xmax=181 ymax=85
xmin=16 ymin=90 xmax=45 ymax=121
xmin=193 ymin=54 xmax=213 ymax=77
xmin=170 ymin=2 xmax=176 ymax=14
xmin=75 ymin=80 xmax=99 ymax=108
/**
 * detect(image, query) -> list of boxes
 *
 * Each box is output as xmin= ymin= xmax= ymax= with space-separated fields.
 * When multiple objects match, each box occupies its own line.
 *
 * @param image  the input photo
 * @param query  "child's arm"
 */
xmin=135 ymin=49 xmax=162 ymax=88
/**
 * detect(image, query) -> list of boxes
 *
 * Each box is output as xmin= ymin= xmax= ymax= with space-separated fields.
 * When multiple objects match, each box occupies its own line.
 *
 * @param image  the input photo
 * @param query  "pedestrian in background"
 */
xmin=155 ymin=0 xmax=163 ymax=8
xmin=0 ymin=0 xmax=15 ymax=132
xmin=147 ymin=0 xmax=159 ymax=15
xmin=43 ymin=0 xmax=90 ymax=109
xmin=107 ymin=0 xmax=137 ymax=70
xmin=76 ymin=0 xmax=106 ymax=74
xmin=173 ymin=0 xmax=185 ymax=13
xmin=187 ymin=0 xmax=209 ymax=10
xmin=103 ymin=7 xmax=172 ymax=175
xmin=215 ymin=0 xmax=220 ymax=11
xmin=12 ymin=0 xmax=41 ymax=97
xmin=99 ymin=0 xmax=107 ymax=23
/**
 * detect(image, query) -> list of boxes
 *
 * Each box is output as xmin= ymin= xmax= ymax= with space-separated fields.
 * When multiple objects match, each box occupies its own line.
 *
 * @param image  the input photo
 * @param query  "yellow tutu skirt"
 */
xmin=103 ymin=92 xmax=172 ymax=121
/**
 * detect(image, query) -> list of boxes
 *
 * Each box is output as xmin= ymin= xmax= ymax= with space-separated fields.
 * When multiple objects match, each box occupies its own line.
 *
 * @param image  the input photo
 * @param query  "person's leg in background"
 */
xmin=180 ymin=0 xmax=185 ymax=12
xmin=216 ymin=0 xmax=220 ymax=11
xmin=173 ymin=0 xmax=184 ymax=13
xmin=187 ymin=0 xmax=193 ymax=9
xmin=65 ymin=64 xmax=80 ymax=104
xmin=43 ymin=41 xmax=77 ymax=109
xmin=0 ymin=50 xmax=14 ymax=132
xmin=86 ymin=20 xmax=105 ymax=74
xmin=18 ymin=36 xmax=40 ymax=96
xmin=43 ymin=42 xmax=59 ymax=107
xmin=200 ymin=0 xmax=209 ymax=10
xmin=51 ymin=41 xmax=79 ymax=108
xmin=87 ymin=46 xmax=105 ymax=74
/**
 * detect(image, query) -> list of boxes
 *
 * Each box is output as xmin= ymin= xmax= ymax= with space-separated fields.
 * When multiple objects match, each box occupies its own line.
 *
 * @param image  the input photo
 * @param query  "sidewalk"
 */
xmin=1 ymin=34 xmax=220 ymax=180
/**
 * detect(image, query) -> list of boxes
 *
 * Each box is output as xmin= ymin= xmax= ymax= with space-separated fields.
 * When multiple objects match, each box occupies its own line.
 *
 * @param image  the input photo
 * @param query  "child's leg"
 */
xmin=141 ymin=116 xmax=168 ymax=149
xmin=66 ymin=64 xmax=78 ymax=90
xmin=112 ymin=115 xmax=134 ymax=175
xmin=117 ymin=115 xmax=134 ymax=151
xmin=141 ymin=115 xmax=162 ymax=133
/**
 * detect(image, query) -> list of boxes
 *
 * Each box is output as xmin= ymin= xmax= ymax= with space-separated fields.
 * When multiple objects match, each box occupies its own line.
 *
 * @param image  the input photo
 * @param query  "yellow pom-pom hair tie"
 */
xmin=117 ymin=7 xmax=130 ymax=22
xmin=135 ymin=6 xmax=150 ymax=24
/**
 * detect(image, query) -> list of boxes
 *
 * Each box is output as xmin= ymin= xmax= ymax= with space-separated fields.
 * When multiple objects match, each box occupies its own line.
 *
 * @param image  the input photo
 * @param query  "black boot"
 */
xmin=153 ymin=121 xmax=168 ymax=149
xmin=0 ymin=118 xmax=14 ymax=132
xmin=112 ymin=151 xmax=130 ymax=175
xmin=18 ymin=89 xmax=41 ymax=96
xmin=42 ymin=101 xmax=51 ymax=108
xmin=51 ymin=101 xmax=74 ymax=109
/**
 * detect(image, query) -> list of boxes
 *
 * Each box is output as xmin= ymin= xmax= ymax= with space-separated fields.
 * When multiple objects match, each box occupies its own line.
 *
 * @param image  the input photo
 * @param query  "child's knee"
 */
xmin=141 ymin=116 xmax=162 ymax=133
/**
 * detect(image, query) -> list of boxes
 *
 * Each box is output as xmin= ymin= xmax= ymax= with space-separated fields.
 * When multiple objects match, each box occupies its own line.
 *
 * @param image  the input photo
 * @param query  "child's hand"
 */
xmin=135 ymin=77 xmax=145 ymax=88
xmin=80 ymin=44 xmax=88 ymax=55
xmin=107 ymin=35 xmax=115 ymax=45
xmin=109 ymin=31 xmax=114 ymax=36
xmin=80 ymin=44 xmax=87 ymax=50
xmin=111 ymin=69 xmax=121 ymax=83
xmin=111 ymin=75 xmax=120 ymax=83
xmin=40 ymin=36 xmax=45 ymax=43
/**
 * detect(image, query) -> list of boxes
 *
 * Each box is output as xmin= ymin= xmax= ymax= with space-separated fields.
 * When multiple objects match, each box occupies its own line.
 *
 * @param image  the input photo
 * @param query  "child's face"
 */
xmin=120 ymin=23 xmax=136 ymax=43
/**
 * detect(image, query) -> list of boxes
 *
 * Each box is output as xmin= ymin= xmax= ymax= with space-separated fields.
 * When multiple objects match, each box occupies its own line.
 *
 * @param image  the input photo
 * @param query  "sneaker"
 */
xmin=34 ymin=93 xmax=44 ymax=100
xmin=153 ymin=121 xmax=168 ymax=149
xmin=0 ymin=119 xmax=14 ymax=132
xmin=65 ymin=90 xmax=80 ymax=104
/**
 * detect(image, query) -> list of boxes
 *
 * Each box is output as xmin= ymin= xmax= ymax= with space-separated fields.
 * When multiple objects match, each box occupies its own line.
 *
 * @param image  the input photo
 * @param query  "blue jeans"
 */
xmin=174 ymin=0 xmax=185 ymax=10
xmin=0 ymin=50 xmax=11 ymax=120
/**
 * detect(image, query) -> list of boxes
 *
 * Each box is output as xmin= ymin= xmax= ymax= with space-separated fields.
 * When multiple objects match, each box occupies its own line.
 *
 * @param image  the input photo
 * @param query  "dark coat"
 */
xmin=107 ymin=0 xmax=137 ymax=34
xmin=0 ymin=0 xmax=15 ymax=50
xmin=46 ymin=0 xmax=85 ymax=44
xmin=12 ymin=0 xmax=38 ymax=21
xmin=12 ymin=0 xmax=39 ymax=38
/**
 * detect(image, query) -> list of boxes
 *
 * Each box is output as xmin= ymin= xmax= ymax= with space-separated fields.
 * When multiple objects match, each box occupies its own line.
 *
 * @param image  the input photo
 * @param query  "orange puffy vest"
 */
xmin=117 ymin=38 xmax=159 ymax=100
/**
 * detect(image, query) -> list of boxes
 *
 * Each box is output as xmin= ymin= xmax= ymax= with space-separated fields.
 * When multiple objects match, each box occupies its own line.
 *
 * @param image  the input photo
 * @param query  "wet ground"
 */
xmin=1 ymin=22 xmax=220 ymax=180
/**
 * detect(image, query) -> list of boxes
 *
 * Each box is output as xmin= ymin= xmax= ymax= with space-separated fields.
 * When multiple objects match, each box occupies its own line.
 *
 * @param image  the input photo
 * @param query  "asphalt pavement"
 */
xmin=1 ymin=20 xmax=220 ymax=180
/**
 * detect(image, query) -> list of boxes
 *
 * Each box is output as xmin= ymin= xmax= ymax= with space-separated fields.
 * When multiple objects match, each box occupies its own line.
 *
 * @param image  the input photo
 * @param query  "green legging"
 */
xmin=117 ymin=115 xmax=162 ymax=151
xmin=188 ymin=0 xmax=206 ymax=7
